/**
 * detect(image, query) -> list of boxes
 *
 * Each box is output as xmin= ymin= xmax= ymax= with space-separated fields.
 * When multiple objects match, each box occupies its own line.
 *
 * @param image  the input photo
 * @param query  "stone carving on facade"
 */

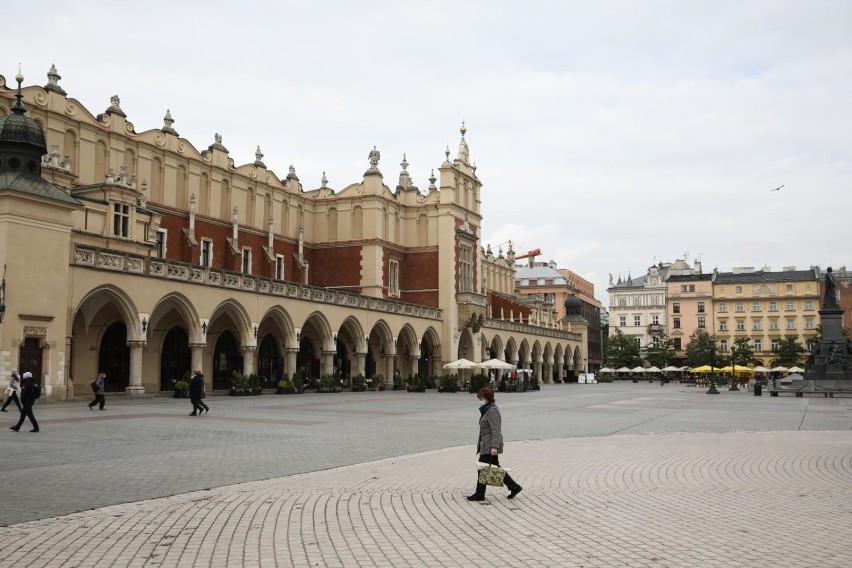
xmin=365 ymin=146 xmax=382 ymax=175
xmin=161 ymin=109 xmax=178 ymax=136
xmin=208 ymin=133 xmax=228 ymax=153
xmin=23 ymin=326 xmax=47 ymax=338
xmin=104 ymin=95 xmax=126 ymax=117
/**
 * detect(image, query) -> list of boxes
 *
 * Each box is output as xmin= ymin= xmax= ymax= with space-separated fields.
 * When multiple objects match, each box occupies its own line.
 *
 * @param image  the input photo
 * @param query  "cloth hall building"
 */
xmin=0 ymin=66 xmax=584 ymax=400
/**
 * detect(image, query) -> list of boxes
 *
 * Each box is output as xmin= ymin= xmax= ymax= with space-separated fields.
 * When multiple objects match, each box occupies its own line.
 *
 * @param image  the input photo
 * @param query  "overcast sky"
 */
xmin=9 ymin=1 xmax=852 ymax=306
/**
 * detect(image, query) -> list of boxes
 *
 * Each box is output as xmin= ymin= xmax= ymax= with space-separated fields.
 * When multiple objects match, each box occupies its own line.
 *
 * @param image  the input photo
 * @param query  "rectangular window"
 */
xmin=619 ymin=316 xmax=626 ymax=327
xmin=736 ymin=320 xmax=745 ymax=331
xmin=771 ymin=339 xmax=780 ymax=351
xmin=275 ymin=254 xmax=284 ymax=280
xmin=718 ymin=302 xmax=727 ymax=313
xmin=720 ymin=339 xmax=728 ymax=352
xmin=786 ymin=319 xmax=795 ymax=330
xmin=770 ymin=320 xmax=779 ymax=330
xmin=459 ymin=244 xmax=473 ymax=292
xmin=735 ymin=302 xmax=744 ymax=313
xmin=698 ymin=317 xmax=706 ymax=328
xmin=113 ymin=203 xmax=130 ymax=237
xmin=155 ymin=229 xmax=167 ymax=259
xmin=652 ymin=314 xmax=659 ymax=324
xmin=673 ymin=338 xmax=682 ymax=350
xmin=804 ymin=300 xmax=814 ymax=310
xmin=786 ymin=301 xmax=795 ymax=311
xmin=754 ymin=339 xmax=762 ymax=352
xmin=786 ymin=284 xmax=794 ymax=292
xmin=652 ymin=336 xmax=660 ymax=348
xmin=805 ymin=319 xmax=814 ymax=329
xmin=673 ymin=302 xmax=680 ymax=314
xmin=200 ymin=239 xmax=212 ymax=268
xmin=681 ymin=284 xmax=695 ymax=292
xmin=752 ymin=302 xmax=761 ymax=312
xmin=769 ymin=301 xmax=778 ymax=312
xmin=241 ymin=247 xmax=252 ymax=274
xmin=736 ymin=286 xmax=743 ymax=293
xmin=697 ymin=301 xmax=705 ymax=313
xmin=389 ymin=259 xmax=400 ymax=297
xmin=719 ymin=320 xmax=728 ymax=331
xmin=753 ymin=320 xmax=762 ymax=331
xmin=634 ymin=315 xmax=641 ymax=326
xmin=673 ymin=317 xmax=681 ymax=329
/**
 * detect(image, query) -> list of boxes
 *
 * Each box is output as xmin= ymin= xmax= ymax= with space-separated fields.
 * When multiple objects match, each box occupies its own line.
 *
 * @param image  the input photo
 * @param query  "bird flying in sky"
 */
xmin=770 ymin=184 xmax=784 ymax=191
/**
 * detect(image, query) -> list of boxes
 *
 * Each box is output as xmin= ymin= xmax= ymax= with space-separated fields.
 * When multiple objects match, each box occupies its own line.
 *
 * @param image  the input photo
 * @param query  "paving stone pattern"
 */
xmin=1 ymin=383 xmax=851 ymax=567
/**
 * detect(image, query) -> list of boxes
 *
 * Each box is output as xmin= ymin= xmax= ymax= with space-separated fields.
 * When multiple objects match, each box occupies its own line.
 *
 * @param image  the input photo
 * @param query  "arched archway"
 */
xmin=98 ymin=321 xmax=130 ymax=392
xmin=212 ymin=331 xmax=242 ymax=390
xmin=258 ymin=333 xmax=282 ymax=387
xmin=419 ymin=327 xmax=441 ymax=379
xmin=160 ymin=326 xmax=190 ymax=391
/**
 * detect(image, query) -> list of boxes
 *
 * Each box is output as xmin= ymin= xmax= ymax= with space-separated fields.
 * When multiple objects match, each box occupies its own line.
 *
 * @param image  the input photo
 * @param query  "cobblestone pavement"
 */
xmin=1 ymin=383 xmax=851 ymax=567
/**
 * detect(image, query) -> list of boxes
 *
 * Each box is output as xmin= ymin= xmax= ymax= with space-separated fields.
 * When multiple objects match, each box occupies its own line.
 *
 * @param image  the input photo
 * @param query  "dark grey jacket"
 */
xmin=476 ymin=402 xmax=505 ymax=455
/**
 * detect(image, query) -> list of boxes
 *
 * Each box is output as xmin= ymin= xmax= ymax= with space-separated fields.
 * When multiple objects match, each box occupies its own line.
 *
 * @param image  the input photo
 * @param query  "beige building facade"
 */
xmin=0 ymin=67 xmax=583 ymax=400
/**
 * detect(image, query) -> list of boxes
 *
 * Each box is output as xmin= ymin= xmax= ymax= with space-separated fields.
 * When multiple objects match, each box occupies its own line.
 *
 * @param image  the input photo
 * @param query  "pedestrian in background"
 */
xmin=9 ymin=371 xmax=39 ymax=432
xmin=189 ymin=370 xmax=209 ymax=416
xmin=1 ymin=370 xmax=21 ymax=412
xmin=88 ymin=372 xmax=106 ymax=410
xmin=466 ymin=387 xmax=522 ymax=501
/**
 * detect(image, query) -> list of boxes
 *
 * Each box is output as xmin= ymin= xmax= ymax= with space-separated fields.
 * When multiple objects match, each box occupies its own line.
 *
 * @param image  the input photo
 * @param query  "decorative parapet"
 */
xmin=73 ymin=244 xmax=443 ymax=321
xmin=483 ymin=317 xmax=582 ymax=342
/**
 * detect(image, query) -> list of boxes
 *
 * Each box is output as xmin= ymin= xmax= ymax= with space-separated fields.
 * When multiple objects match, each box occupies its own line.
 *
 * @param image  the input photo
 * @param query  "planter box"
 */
xmin=438 ymin=386 xmax=459 ymax=393
xmin=277 ymin=387 xmax=296 ymax=394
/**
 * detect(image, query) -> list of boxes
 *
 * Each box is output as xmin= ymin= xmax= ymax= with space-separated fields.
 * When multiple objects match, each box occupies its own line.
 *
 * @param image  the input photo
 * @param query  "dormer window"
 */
xmin=113 ymin=203 xmax=130 ymax=237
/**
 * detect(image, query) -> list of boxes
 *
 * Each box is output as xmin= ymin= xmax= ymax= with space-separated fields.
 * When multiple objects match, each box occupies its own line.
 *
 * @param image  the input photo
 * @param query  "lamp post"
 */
xmin=729 ymin=343 xmax=741 ymax=391
xmin=707 ymin=340 xmax=719 ymax=394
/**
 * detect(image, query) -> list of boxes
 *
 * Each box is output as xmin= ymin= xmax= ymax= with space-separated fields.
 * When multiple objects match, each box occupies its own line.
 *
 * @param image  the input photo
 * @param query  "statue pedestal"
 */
xmin=818 ymin=308 xmax=844 ymax=341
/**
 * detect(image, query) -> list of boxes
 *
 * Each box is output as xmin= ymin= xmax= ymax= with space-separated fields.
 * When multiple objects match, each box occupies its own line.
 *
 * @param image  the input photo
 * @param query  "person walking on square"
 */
xmin=189 ymin=370 xmax=209 ymax=416
xmin=466 ymin=387 xmax=522 ymax=501
xmin=10 ymin=371 xmax=39 ymax=432
xmin=88 ymin=372 xmax=106 ymax=410
xmin=1 ymin=370 xmax=21 ymax=412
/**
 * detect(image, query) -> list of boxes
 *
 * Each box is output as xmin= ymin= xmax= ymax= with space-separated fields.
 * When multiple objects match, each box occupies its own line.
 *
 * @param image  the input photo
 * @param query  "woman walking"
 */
xmin=466 ymin=387 xmax=522 ymax=501
xmin=88 ymin=372 xmax=106 ymax=410
xmin=1 ymin=370 xmax=21 ymax=412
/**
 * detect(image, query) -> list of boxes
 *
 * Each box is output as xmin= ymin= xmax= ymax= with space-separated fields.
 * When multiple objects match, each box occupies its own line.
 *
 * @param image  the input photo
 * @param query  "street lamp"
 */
xmin=707 ymin=340 xmax=719 ymax=394
xmin=729 ymin=342 xmax=740 ymax=391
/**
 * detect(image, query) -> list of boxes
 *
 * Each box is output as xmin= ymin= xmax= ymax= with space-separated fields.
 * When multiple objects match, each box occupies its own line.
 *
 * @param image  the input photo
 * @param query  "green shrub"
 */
xmin=277 ymin=378 xmax=294 ymax=389
xmin=469 ymin=373 xmax=489 ymax=392
xmin=318 ymin=374 xmax=342 ymax=393
xmin=174 ymin=380 xmax=189 ymax=396
xmin=440 ymin=375 xmax=458 ymax=389
xmin=352 ymin=375 xmax=367 ymax=391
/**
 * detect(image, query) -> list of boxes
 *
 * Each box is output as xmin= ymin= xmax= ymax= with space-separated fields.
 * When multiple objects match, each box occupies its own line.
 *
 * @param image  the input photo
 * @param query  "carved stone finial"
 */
xmin=105 ymin=94 xmax=126 ymax=118
xmin=321 ymin=171 xmax=328 ymax=188
xmin=162 ymin=109 xmax=178 ymax=135
xmin=400 ymin=153 xmax=409 ymax=172
xmin=365 ymin=146 xmax=382 ymax=176
xmin=460 ymin=121 xmax=466 ymax=139
xmin=44 ymin=63 xmax=66 ymax=95
xmin=208 ymin=132 xmax=227 ymax=152
xmin=215 ymin=132 xmax=222 ymax=144
xmin=286 ymin=164 xmax=299 ymax=181
xmin=254 ymin=145 xmax=266 ymax=168
xmin=443 ymin=145 xmax=451 ymax=165
xmin=428 ymin=169 xmax=437 ymax=191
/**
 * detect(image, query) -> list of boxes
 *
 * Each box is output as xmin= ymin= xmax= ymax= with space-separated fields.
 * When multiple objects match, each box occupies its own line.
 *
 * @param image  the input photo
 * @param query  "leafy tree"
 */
xmin=685 ymin=331 xmax=723 ymax=368
xmin=772 ymin=335 xmax=807 ymax=367
xmin=643 ymin=334 xmax=675 ymax=369
xmin=604 ymin=329 xmax=642 ymax=369
xmin=730 ymin=337 xmax=758 ymax=368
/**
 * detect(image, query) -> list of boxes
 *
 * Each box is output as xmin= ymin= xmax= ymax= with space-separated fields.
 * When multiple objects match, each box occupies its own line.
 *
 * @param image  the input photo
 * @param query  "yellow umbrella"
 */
xmin=690 ymin=365 xmax=714 ymax=373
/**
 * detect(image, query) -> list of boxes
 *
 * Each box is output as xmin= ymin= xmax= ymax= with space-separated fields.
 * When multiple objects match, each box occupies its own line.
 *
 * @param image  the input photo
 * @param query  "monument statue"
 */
xmin=823 ymin=267 xmax=839 ymax=308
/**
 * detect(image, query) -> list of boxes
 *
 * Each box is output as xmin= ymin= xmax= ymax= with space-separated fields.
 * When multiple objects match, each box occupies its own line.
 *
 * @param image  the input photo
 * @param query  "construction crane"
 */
xmin=515 ymin=248 xmax=541 ymax=268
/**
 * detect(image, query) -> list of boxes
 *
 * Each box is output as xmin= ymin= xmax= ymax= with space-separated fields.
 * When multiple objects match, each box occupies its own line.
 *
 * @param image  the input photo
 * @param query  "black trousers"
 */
xmin=473 ymin=453 xmax=519 ymax=497
xmin=13 ymin=404 xmax=38 ymax=430
xmin=191 ymin=397 xmax=209 ymax=414
xmin=88 ymin=394 xmax=105 ymax=409
xmin=2 ymin=391 xmax=21 ymax=411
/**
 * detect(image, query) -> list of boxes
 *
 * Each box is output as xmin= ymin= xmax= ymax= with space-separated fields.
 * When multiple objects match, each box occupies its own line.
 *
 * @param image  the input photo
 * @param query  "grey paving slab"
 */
xmin=1 ymin=382 xmax=851 ymax=567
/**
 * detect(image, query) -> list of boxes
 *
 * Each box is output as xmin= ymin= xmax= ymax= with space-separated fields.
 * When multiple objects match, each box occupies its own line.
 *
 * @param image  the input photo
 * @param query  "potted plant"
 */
xmin=351 ymin=374 xmax=367 ymax=392
xmin=406 ymin=373 xmax=425 ymax=392
xmin=469 ymin=373 xmax=489 ymax=393
xmin=318 ymin=374 xmax=343 ymax=393
xmin=529 ymin=375 xmax=540 ymax=391
xmin=438 ymin=374 xmax=459 ymax=393
xmin=173 ymin=380 xmax=189 ymax=398
xmin=392 ymin=372 xmax=403 ymax=390
xmin=277 ymin=378 xmax=296 ymax=394
xmin=369 ymin=374 xmax=384 ymax=392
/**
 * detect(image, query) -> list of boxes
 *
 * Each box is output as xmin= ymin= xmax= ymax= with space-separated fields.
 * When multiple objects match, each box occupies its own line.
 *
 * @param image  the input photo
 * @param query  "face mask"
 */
xmin=478 ymin=400 xmax=486 ymax=407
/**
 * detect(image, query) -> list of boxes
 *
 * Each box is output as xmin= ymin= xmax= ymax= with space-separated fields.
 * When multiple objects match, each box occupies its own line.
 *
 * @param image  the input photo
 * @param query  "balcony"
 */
xmin=647 ymin=323 xmax=665 ymax=333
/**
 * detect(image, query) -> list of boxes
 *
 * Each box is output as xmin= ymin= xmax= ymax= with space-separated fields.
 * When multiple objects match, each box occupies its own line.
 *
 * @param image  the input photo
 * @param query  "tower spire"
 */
xmin=12 ymin=67 xmax=25 ymax=114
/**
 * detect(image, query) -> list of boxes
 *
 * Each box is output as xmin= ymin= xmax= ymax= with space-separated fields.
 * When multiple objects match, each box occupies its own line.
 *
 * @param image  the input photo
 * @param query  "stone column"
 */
xmin=125 ymin=340 xmax=146 ymax=396
xmin=534 ymin=359 xmax=543 ymax=384
xmin=544 ymin=361 xmax=553 ymax=384
xmin=285 ymin=348 xmax=299 ymax=378
xmin=409 ymin=355 xmax=420 ymax=378
xmin=355 ymin=352 xmax=366 ymax=377
xmin=322 ymin=350 xmax=336 ymax=376
xmin=384 ymin=353 xmax=395 ymax=388
xmin=189 ymin=343 xmax=206 ymax=374
xmin=241 ymin=346 xmax=256 ymax=375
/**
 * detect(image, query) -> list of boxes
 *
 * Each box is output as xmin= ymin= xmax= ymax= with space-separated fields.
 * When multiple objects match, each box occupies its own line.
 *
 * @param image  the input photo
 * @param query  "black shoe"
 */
xmin=99 ymin=408 xmax=106 ymax=411
xmin=205 ymin=407 xmax=209 ymax=414
xmin=466 ymin=494 xmax=486 ymax=501
xmin=9 ymin=426 xmax=19 ymax=432
xmin=1 ymin=408 xmax=7 ymax=412
xmin=508 ymin=486 xmax=523 ymax=499
xmin=88 ymin=405 xmax=93 ymax=410
xmin=30 ymin=429 xmax=39 ymax=433
xmin=190 ymin=412 xmax=197 ymax=416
